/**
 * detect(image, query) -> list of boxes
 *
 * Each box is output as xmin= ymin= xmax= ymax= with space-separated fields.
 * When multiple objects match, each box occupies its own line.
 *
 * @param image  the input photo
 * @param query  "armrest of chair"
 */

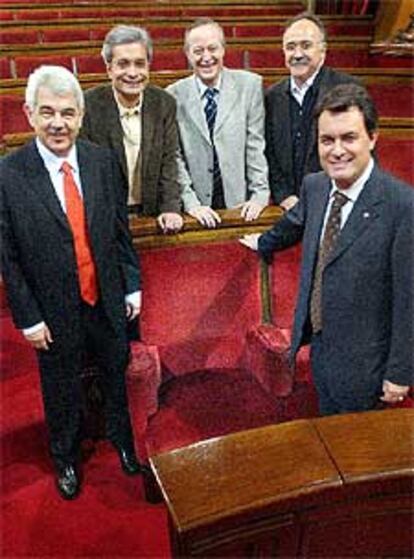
xmin=126 ymin=342 xmax=161 ymax=439
xmin=245 ymin=324 xmax=311 ymax=398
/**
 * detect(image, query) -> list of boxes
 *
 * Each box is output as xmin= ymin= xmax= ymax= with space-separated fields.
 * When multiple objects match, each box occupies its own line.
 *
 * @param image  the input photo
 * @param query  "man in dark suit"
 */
xmin=241 ymin=84 xmax=413 ymax=415
xmin=1 ymin=65 xmax=145 ymax=499
xmin=80 ymin=25 xmax=183 ymax=233
xmin=265 ymin=12 xmax=358 ymax=211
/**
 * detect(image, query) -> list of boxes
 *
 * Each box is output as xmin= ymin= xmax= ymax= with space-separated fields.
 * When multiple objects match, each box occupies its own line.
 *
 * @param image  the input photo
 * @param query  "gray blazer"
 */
xmin=258 ymin=165 xmax=414 ymax=411
xmin=167 ymin=68 xmax=270 ymax=211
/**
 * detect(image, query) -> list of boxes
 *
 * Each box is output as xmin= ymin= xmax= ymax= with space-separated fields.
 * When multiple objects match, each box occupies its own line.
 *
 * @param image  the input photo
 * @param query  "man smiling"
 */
xmin=167 ymin=18 xmax=270 ymax=228
xmin=81 ymin=25 xmax=183 ymax=233
xmin=1 ymin=65 xmax=144 ymax=499
xmin=265 ymin=12 xmax=358 ymax=211
xmin=241 ymin=84 xmax=413 ymax=415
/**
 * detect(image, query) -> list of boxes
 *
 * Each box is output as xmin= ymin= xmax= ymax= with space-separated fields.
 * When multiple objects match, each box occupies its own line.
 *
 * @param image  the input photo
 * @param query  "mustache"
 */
xmin=289 ymin=56 xmax=311 ymax=66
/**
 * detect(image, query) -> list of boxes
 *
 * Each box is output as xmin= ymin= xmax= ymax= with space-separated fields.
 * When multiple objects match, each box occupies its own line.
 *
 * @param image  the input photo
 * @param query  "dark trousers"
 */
xmin=310 ymin=333 xmax=379 ymax=415
xmin=37 ymin=301 xmax=134 ymax=470
xmin=310 ymin=332 xmax=340 ymax=415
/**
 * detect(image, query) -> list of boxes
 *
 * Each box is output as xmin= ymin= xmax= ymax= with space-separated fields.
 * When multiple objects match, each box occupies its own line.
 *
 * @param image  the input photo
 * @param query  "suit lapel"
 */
xmin=275 ymin=80 xmax=293 ymax=176
xmin=141 ymin=87 xmax=156 ymax=181
xmin=186 ymin=76 xmax=211 ymax=144
xmin=24 ymin=141 xmax=69 ymax=229
xmin=214 ymin=69 xmax=238 ymax=135
xmin=327 ymin=166 xmax=384 ymax=266
xmin=309 ymin=177 xmax=331 ymax=261
xmin=103 ymin=88 xmax=128 ymax=179
xmin=77 ymin=141 xmax=97 ymax=228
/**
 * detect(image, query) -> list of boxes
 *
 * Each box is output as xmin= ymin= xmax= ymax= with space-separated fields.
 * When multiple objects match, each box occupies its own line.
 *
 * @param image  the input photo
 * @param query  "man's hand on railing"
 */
xmin=188 ymin=206 xmax=222 ymax=228
xmin=240 ymin=200 xmax=265 ymax=221
xmin=279 ymin=195 xmax=299 ymax=212
xmin=239 ymin=233 xmax=260 ymax=251
xmin=157 ymin=212 xmax=184 ymax=234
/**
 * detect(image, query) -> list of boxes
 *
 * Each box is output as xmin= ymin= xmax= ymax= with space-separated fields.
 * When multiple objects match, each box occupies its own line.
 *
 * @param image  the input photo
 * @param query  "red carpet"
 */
xmin=0 ymin=315 xmax=170 ymax=558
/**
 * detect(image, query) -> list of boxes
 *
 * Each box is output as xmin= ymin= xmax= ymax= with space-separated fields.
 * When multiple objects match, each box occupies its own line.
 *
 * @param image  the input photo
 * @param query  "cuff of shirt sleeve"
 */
xmin=23 ymin=321 xmax=46 ymax=336
xmin=125 ymin=291 xmax=142 ymax=309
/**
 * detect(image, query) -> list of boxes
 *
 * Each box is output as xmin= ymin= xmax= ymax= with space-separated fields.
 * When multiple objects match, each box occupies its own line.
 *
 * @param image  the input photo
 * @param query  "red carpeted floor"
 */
xmin=2 ymin=314 xmax=299 ymax=558
xmin=1 ymin=315 xmax=171 ymax=558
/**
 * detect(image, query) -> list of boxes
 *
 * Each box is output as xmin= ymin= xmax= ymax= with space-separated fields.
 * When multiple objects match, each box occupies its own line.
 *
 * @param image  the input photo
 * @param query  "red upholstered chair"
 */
xmin=79 ymin=340 xmax=162 ymax=449
xmin=14 ymin=9 xmax=60 ymax=20
xmin=245 ymin=325 xmax=311 ymax=398
xmin=244 ymin=246 xmax=314 ymax=403
xmin=247 ymin=48 xmax=284 ymax=68
xmin=89 ymin=27 xmax=111 ymax=42
xmin=151 ymin=49 xmax=188 ymax=70
xmin=14 ymin=55 xmax=74 ymax=78
xmin=0 ymin=57 xmax=12 ymax=79
xmin=0 ymin=95 xmax=28 ymax=136
xmin=376 ymin=136 xmax=414 ymax=186
xmin=368 ymin=83 xmax=414 ymax=118
xmin=0 ymin=10 xmax=14 ymax=21
xmin=42 ymin=28 xmax=91 ymax=43
xmin=235 ymin=25 xmax=283 ymax=39
xmin=75 ymin=54 xmax=106 ymax=75
xmin=147 ymin=27 xmax=184 ymax=41
xmin=224 ymin=47 xmax=245 ymax=69
xmin=126 ymin=341 xmax=161 ymax=423
xmin=0 ymin=29 xmax=39 ymax=45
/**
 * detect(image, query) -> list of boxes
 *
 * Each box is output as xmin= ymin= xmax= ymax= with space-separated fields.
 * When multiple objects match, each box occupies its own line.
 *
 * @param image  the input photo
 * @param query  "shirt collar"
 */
xmin=290 ymin=62 xmax=323 ymax=97
xmin=196 ymin=74 xmax=222 ymax=99
xmin=331 ymin=157 xmax=375 ymax=203
xmin=36 ymin=137 xmax=79 ymax=175
xmin=113 ymin=89 xmax=143 ymax=118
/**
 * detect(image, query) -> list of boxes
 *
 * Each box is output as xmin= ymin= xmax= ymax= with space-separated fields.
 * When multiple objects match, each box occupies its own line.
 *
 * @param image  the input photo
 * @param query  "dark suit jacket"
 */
xmin=265 ymin=66 xmax=358 ymax=204
xmin=258 ymin=165 xmax=413 ymax=410
xmin=80 ymin=84 xmax=181 ymax=216
xmin=0 ymin=139 xmax=140 ymax=359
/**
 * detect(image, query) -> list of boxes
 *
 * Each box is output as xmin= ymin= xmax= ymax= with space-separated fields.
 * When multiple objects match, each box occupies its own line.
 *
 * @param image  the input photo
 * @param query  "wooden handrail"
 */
xmin=150 ymin=408 xmax=414 ymax=557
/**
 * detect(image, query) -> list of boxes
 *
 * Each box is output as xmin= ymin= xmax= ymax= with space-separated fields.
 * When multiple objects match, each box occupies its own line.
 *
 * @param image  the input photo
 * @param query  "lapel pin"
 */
xmin=363 ymin=211 xmax=370 ymax=219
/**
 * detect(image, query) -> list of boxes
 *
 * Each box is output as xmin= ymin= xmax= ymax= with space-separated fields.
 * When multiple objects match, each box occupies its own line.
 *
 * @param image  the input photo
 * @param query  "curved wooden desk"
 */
xmin=150 ymin=408 xmax=414 ymax=558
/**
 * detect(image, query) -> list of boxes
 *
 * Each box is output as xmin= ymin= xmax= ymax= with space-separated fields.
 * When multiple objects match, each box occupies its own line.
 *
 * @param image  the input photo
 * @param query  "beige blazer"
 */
xmin=167 ymin=68 xmax=269 ymax=210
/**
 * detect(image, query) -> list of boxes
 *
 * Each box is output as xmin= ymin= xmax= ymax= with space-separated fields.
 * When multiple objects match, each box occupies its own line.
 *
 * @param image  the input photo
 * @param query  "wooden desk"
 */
xmin=150 ymin=408 xmax=414 ymax=557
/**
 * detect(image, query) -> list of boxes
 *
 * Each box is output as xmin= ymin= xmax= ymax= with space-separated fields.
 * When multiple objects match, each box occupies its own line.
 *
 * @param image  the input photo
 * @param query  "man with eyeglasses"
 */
xmin=265 ymin=12 xmax=358 ymax=211
xmin=167 ymin=18 xmax=270 ymax=228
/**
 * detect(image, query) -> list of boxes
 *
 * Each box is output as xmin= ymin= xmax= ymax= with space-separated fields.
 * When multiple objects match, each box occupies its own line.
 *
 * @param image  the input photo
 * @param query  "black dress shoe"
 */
xmin=56 ymin=465 xmax=80 ymax=500
xmin=117 ymin=448 xmax=141 ymax=476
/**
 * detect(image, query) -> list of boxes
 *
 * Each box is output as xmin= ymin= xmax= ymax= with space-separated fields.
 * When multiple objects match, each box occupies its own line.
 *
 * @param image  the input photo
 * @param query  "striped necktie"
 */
xmin=310 ymin=190 xmax=349 ymax=333
xmin=204 ymin=88 xmax=225 ymax=209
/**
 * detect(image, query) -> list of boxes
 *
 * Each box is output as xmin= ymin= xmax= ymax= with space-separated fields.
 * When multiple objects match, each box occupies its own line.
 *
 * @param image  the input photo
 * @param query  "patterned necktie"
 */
xmin=61 ymin=161 xmax=98 ymax=306
xmin=204 ymin=88 xmax=225 ymax=209
xmin=310 ymin=190 xmax=349 ymax=333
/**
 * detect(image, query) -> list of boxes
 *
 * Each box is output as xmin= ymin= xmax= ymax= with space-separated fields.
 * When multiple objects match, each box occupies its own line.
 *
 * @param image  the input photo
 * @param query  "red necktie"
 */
xmin=61 ymin=161 xmax=98 ymax=306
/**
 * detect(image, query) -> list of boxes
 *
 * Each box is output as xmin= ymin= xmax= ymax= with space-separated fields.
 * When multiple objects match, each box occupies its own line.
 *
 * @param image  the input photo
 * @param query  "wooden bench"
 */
xmin=0 ymin=16 xmax=375 ymax=42
xmin=150 ymin=408 xmax=414 ymax=557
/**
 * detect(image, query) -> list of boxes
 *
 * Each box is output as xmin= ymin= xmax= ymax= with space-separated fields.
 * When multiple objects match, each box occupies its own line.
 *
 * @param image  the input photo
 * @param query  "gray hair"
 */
xmin=184 ymin=18 xmax=226 ymax=52
xmin=25 ymin=65 xmax=84 ymax=111
xmin=101 ymin=25 xmax=153 ymax=64
xmin=284 ymin=11 xmax=327 ymax=43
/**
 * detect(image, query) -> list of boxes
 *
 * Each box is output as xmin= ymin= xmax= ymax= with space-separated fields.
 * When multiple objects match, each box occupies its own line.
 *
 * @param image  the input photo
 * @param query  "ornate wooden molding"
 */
xmin=371 ymin=12 xmax=414 ymax=56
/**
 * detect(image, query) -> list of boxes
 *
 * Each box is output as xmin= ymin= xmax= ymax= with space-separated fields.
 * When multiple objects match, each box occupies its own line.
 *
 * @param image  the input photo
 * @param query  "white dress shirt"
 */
xmin=320 ymin=157 xmax=375 ymax=240
xmin=23 ymin=139 xmax=141 ymax=335
xmin=290 ymin=64 xmax=323 ymax=107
